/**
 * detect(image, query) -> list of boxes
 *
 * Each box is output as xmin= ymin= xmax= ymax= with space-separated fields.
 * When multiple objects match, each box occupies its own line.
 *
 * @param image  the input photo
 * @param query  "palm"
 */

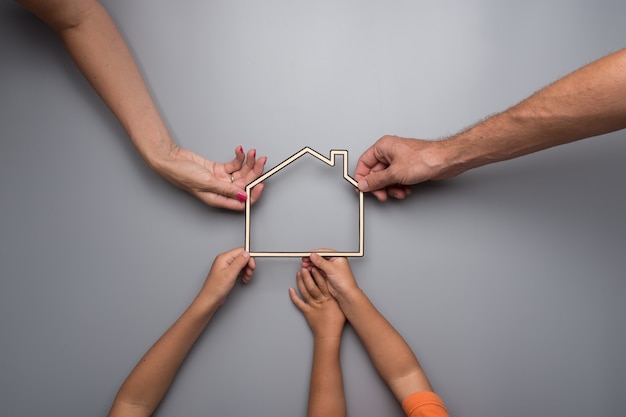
xmin=165 ymin=146 xmax=266 ymax=210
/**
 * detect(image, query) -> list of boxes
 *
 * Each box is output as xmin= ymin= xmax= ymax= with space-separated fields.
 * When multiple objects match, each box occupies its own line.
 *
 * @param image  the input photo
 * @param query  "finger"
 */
xmin=309 ymin=252 xmax=334 ymax=275
xmin=223 ymin=248 xmax=252 ymax=277
xmin=252 ymin=155 xmax=267 ymax=177
xmin=354 ymin=145 xmax=382 ymax=182
xmin=249 ymin=183 xmax=264 ymax=205
xmin=201 ymin=193 xmax=246 ymax=211
xmin=309 ymin=252 xmax=336 ymax=277
xmin=301 ymin=257 xmax=313 ymax=271
xmin=288 ymin=287 xmax=307 ymax=312
xmin=241 ymin=269 xmax=252 ymax=284
xmin=241 ymin=255 xmax=256 ymax=284
xmin=301 ymin=247 xmax=334 ymax=271
xmin=207 ymin=181 xmax=248 ymax=204
xmin=370 ymin=188 xmax=389 ymax=202
xmin=241 ymin=155 xmax=267 ymax=184
xmin=296 ymin=271 xmax=313 ymax=303
xmin=245 ymin=148 xmax=257 ymax=171
xmin=357 ymin=166 xmax=397 ymax=193
xmin=356 ymin=159 xmax=392 ymax=201
xmin=386 ymin=184 xmax=410 ymax=200
xmin=301 ymin=268 xmax=323 ymax=299
xmin=237 ymin=150 xmax=265 ymax=177
xmin=235 ymin=148 xmax=256 ymax=177
xmin=222 ymin=145 xmax=246 ymax=175
xmin=215 ymin=247 xmax=244 ymax=266
xmin=310 ymin=267 xmax=330 ymax=296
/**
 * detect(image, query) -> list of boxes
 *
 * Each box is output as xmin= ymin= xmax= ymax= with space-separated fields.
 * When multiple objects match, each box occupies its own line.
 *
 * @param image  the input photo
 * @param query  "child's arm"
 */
xmin=303 ymin=254 xmax=433 ymax=403
xmin=107 ymin=249 xmax=255 ymax=417
xmin=290 ymin=268 xmax=347 ymax=417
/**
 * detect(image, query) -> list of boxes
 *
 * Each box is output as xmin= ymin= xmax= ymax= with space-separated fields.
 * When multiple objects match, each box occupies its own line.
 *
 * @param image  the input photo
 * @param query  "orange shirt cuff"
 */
xmin=401 ymin=391 xmax=449 ymax=417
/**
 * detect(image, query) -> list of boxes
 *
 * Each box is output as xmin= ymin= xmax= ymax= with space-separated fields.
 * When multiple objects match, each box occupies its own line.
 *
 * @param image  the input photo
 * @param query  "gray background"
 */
xmin=1 ymin=1 xmax=625 ymax=416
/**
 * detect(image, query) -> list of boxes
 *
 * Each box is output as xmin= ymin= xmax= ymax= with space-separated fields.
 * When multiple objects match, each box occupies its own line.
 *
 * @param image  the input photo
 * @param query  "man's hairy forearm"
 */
xmin=438 ymin=48 xmax=626 ymax=177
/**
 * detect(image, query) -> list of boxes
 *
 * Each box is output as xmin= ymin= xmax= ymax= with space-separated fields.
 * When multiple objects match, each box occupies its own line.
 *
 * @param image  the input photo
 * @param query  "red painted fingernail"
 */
xmin=237 ymin=193 xmax=247 ymax=202
xmin=237 ymin=146 xmax=243 ymax=153
xmin=252 ymin=150 xmax=256 ymax=158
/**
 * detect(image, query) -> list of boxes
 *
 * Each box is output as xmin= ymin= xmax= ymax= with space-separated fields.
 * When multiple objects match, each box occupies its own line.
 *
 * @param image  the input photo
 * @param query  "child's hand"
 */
xmin=289 ymin=267 xmax=346 ymax=340
xmin=301 ymin=251 xmax=359 ymax=300
xmin=201 ymin=247 xmax=255 ymax=306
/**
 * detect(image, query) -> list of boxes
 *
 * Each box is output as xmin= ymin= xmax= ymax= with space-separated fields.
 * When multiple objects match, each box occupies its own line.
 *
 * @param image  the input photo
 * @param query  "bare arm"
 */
xmin=338 ymin=288 xmax=432 ymax=402
xmin=290 ymin=268 xmax=347 ymax=417
xmin=441 ymin=47 xmax=626 ymax=175
xmin=17 ymin=0 xmax=266 ymax=210
xmin=356 ymin=48 xmax=626 ymax=200
xmin=306 ymin=338 xmax=344 ymax=417
xmin=107 ymin=249 xmax=255 ymax=417
xmin=108 ymin=296 xmax=219 ymax=417
xmin=303 ymin=254 xmax=433 ymax=403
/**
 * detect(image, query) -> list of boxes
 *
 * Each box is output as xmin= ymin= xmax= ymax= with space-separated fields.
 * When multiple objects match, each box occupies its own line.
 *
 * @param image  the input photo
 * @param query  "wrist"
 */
xmin=436 ymin=106 xmax=537 ymax=177
xmin=330 ymin=282 xmax=360 ymax=305
xmin=190 ymin=291 xmax=224 ymax=317
xmin=312 ymin=335 xmax=342 ymax=350
xmin=430 ymin=136 xmax=479 ymax=179
xmin=335 ymin=286 xmax=367 ymax=310
xmin=313 ymin=334 xmax=343 ymax=342
xmin=130 ymin=129 xmax=179 ymax=173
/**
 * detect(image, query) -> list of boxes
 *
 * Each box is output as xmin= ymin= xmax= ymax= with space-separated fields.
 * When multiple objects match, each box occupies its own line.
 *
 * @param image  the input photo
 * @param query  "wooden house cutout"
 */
xmin=245 ymin=147 xmax=364 ymax=257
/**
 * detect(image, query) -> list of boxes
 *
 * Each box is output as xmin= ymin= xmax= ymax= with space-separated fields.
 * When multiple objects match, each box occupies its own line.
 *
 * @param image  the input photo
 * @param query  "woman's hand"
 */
xmin=155 ymin=145 xmax=267 ymax=210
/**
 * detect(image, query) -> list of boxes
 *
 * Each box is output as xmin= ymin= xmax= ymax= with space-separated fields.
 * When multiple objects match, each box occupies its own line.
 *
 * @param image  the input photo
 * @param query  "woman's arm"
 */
xmin=17 ymin=0 xmax=266 ymax=210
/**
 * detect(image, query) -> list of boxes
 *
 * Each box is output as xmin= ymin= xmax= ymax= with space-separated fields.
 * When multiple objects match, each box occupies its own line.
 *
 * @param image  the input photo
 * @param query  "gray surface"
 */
xmin=1 ymin=1 xmax=625 ymax=416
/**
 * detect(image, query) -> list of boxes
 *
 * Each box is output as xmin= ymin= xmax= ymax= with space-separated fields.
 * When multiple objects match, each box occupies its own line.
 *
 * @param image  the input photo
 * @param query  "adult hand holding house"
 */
xmin=355 ymin=48 xmax=626 ymax=202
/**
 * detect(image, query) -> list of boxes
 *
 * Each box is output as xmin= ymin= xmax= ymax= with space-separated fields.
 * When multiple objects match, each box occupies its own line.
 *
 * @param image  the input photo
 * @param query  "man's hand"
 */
xmin=354 ymin=135 xmax=448 ymax=202
xmin=156 ymin=145 xmax=266 ymax=210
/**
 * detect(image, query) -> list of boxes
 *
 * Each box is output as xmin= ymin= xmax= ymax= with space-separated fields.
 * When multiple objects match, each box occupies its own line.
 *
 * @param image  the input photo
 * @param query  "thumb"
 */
xmin=309 ymin=252 xmax=334 ymax=274
xmin=358 ymin=169 xmax=394 ymax=192
xmin=210 ymin=181 xmax=248 ymax=203
xmin=226 ymin=250 xmax=251 ymax=275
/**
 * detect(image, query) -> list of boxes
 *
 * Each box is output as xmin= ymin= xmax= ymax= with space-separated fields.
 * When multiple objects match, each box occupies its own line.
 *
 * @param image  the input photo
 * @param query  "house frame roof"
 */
xmin=244 ymin=147 xmax=364 ymax=257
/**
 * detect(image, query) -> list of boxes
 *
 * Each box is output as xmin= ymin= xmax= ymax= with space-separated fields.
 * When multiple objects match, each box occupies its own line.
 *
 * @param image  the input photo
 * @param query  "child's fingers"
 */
xmin=310 ymin=267 xmax=330 ymax=295
xmin=240 ymin=264 xmax=253 ymax=283
xmin=301 ymin=268 xmax=323 ymax=300
xmin=296 ymin=271 xmax=313 ymax=303
xmin=240 ymin=256 xmax=256 ymax=283
xmin=288 ymin=287 xmax=307 ymax=312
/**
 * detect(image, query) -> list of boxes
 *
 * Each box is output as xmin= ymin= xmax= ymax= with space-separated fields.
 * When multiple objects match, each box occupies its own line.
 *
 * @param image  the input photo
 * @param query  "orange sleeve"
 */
xmin=401 ymin=391 xmax=449 ymax=417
